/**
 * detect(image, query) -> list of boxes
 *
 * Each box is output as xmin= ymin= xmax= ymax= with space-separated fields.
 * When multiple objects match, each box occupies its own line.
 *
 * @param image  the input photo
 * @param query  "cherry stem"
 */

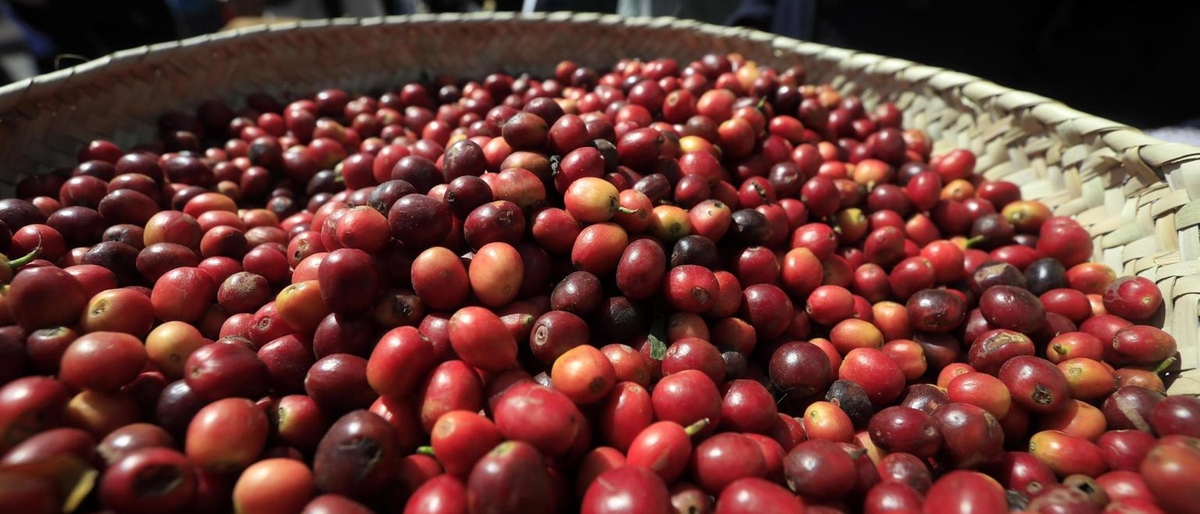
xmin=617 ymin=206 xmax=638 ymax=215
xmin=1052 ymin=343 xmax=1067 ymax=356
xmin=416 ymin=446 xmax=435 ymax=456
xmin=1152 ymin=356 xmax=1177 ymax=375
xmin=684 ymin=418 xmax=709 ymax=437
xmin=6 ymin=243 xmax=42 ymax=269
xmin=964 ymin=235 xmax=984 ymax=247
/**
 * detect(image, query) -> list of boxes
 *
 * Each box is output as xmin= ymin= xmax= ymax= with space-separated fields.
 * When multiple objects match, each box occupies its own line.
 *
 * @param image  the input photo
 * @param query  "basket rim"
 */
xmin=0 ymin=12 xmax=1198 ymax=172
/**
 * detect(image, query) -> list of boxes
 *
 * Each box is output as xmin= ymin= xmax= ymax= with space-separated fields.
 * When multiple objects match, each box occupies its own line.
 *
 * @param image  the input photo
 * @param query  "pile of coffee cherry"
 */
xmin=0 ymin=51 xmax=1195 ymax=514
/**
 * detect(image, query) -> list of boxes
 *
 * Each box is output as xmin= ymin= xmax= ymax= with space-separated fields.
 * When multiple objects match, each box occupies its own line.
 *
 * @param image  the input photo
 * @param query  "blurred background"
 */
xmin=0 ymin=0 xmax=1196 ymax=139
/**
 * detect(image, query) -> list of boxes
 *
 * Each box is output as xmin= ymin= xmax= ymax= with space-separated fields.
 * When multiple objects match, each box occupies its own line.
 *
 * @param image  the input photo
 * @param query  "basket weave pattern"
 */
xmin=0 ymin=12 xmax=1196 ymax=392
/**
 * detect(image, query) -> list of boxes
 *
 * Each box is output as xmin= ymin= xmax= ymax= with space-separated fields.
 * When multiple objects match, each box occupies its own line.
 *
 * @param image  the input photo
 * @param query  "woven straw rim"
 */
xmin=3 ymin=12 xmax=1199 ymax=170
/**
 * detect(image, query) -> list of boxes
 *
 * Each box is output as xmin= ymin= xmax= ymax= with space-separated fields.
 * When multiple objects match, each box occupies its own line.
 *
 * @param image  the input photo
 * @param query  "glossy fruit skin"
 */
xmin=99 ymin=447 xmax=198 ymax=514
xmin=616 ymin=238 xmax=667 ymax=300
xmin=802 ymin=400 xmax=855 ymax=443
xmin=739 ymin=284 xmax=793 ymax=339
xmin=367 ymin=326 xmax=436 ymax=400
xmin=982 ymin=451 xmax=1058 ymax=500
xmin=931 ymin=402 xmax=1004 ymax=469
xmin=806 ymin=284 xmax=854 ymax=326
xmin=232 ymin=458 xmax=316 ymax=514
xmin=862 ymin=482 xmax=923 ymax=514
xmin=1109 ymin=325 xmax=1177 ymax=366
xmin=1139 ymin=437 xmax=1200 ymax=514
xmin=1096 ymin=430 xmax=1156 ymax=473
xmin=868 ymin=406 xmax=942 ymax=459
xmin=415 ymin=360 xmax=482 ymax=435
xmin=302 ymin=494 xmax=375 ymax=514
xmin=878 ymin=451 xmax=931 ymax=494
xmin=1029 ymin=430 xmax=1109 ymax=478
xmin=1037 ymin=218 xmax=1092 ymax=268
xmin=469 ymin=242 xmax=524 ymax=307
xmin=493 ymin=383 xmax=582 ymax=458
xmin=403 ymin=474 xmax=468 ymax=514
xmin=967 ymin=329 xmax=1033 ymax=377
xmin=1047 ymin=331 xmax=1105 ymax=364
xmin=185 ymin=397 xmax=269 ymax=474
xmin=956 ymin=369 xmax=1017 ymax=421
xmin=467 ymin=440 xmax=557 ymax=514
xmin=80 ymin=287 xmax=156 ymax=336
xmin=1080 ymin=314 xmax=1132 ymax=346
xmin=829 ymin=318 xmax=884 ymax=355
xmin=714 ymin=477 xmax=806 ymax=514
xmin=906 ymin=288 xmax=966 ymax=333
xmin=1 ymin=427 xmax=96 ymax=466
xmin=1094 ymin=470 xmax=1151 ymax=505
xmin=430 ymin=410 xmax=504 ymax=479
xmin=689 ymin=432 xmax=767 ymax=495
xmin=1040 ymin=288 xmax=1093 ymax=325
xmin=978 ymin=284 xmax=1046 ymax=334
xmin=664 ymin=264 xmax=719 ymax=313
xmin=839 ymin=347 xmax=906 ymax=408
xmin=662 ymin=337 xmax=726 ymax=386
xmin=217 ymin=271 xmax=271 ymax=315
xmin=625 ymin=420 xmax=696 ymax=483
xmin=922 ymin=471 xmax=1008 ymax=514
xmin=411 ymin=246 xmax=469 ymax=311
xmin=581 ymin=464 xmax=672 ymax=514
xmin=553 ymin=344 xmax=618 ymax=405
xmin=305 ymin=353 xmax=376 ymax=416
xmin=883 ymin=341 xmax=926 ymax=381
xmin=565 ymin=177 xmax=623 ymax=223
xmin=1102 ymin=386 xmax=1164 ymax=432
xmin=999 ymin=355 xmax=1071 ymax=415
xmin=312 ymin=410 xmax=401 ymax=503
xmin=719 ymin=379 xmax=778 ymax=434
xmin=531 ymin=311 xmax=590 ymax=365
xmin=264 ymin=394 xmax=327 ymax=455
xmin=389 ymin=193 xmax=451 ymax=249
xmin=59 ymin=331 xmax=146 ymax=392
xmin=1102 ymin=276 xmax=1162 ymax=322
xmin=8 ymin=266 xmax=90 ymax=330
xmin=769 ymin=341 xmax=832 ymax=404
xmin=1152 ymin=395 xmax=1200 ymax=438
xmin=448 ymin=306 xmax=518 ymax=372
xmin=318 ymin=248 xmax=381 ymax=315
xmin=185 ymin=341 xmax=270 ymax=401
xmin=572 ymin=222 xmax=629 ymax=275
xmin=151 ymin=267 xmax=217 ymax=323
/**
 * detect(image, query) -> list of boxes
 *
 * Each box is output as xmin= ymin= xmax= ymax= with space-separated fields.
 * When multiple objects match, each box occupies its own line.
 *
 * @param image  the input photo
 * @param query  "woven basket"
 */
xmin=0 ymin=12 xmax=1196 ymax=393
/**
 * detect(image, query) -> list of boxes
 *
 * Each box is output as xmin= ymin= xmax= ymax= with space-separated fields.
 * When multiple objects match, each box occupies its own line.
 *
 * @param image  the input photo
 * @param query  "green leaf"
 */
xmin=648 ymin=333 xmax=666 ymax=361
xmin=648 ymin=310 xmax=667 ymax=361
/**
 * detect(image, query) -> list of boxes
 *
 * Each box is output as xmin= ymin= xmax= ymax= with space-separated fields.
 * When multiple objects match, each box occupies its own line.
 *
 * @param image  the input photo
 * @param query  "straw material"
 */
xmin=0 ymin=13 xmax=1196 ymax=393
